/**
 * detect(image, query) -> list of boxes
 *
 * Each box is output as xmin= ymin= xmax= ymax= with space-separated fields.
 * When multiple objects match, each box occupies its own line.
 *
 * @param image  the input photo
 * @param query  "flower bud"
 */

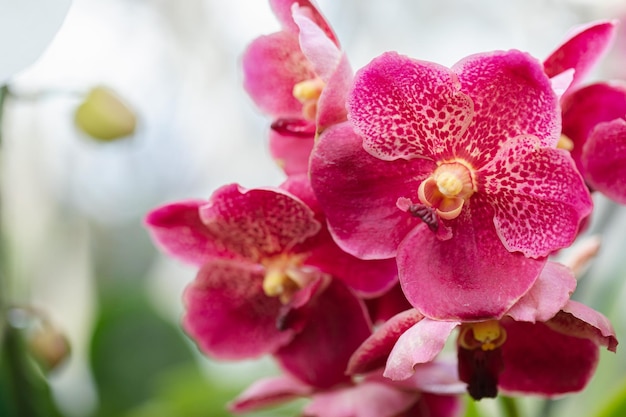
xmin=75 ymin=86 xmax=137 ymax=141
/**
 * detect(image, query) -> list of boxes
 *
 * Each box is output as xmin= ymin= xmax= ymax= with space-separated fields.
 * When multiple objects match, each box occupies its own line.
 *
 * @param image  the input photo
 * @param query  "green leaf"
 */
xmin=0 ymin=326 xmax=64 ymax=417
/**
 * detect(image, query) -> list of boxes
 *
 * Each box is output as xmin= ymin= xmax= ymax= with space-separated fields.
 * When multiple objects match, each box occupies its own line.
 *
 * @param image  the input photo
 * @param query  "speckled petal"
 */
xmin=243 ymin=31 xmax=315 ymax=118
xmin=479 ymin=135 xmax=592 ymax=258
xmin=229 ymin=375 xmax=312 ymax=413
xmin=582 ymin=119 xmax=626 ymax=204
xmin=198 ymin=184 xmax=321 ymax=261
xmin=144 ymin=200 xmax=236 ymax=266
xmin=309 ymin=122 xmax=433 ymax=259
xmin=275 ymin=279 xmax=372 ymax=389
xmin=384 ymin=319 xmax=458 ymax=381
xmin=498 ymin=317 xmax=600 ymax=396
xmin=347 ymin=309 xmax=424 ymax=375
xmin=562 ymin=82 xmax=626 ymax=176
xmin=183 ymin=259 xmax=295 ymax=360
xmin=454 ymin=50 xmax=560 ymax=164
xmin=348 ymin=52 xmax=473 ymax=161
xmin=544 ymin=20 xmax=617 ymax=92
xmin=398 ymin=201 xmax=546 ymax=321
xmin=507 ymin=262 xmax=576 ymax=323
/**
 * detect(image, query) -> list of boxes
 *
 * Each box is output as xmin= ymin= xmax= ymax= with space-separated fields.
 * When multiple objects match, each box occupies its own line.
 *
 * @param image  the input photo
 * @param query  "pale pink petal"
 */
xmin=544 ymin=20 xmax=617 ymax=92
xmin=562 ymin=82 xmax=626 ymax=176
xmin=348 ymin=52 xmax=473 ymax=161
xmin=384 ymin=319 xmax=458 ymax=381
xmin=507 ymin=262 xmax=576 ymax=323
xmin=309 ymin=122 xmax=434 ymax=259
xmin=243 ymin=31 xmax=315 ymax=118
xmin=270 ymin=0 xmax=339 ymax=45
xmin=348 ymin=309 xmax=424 ymax=375
xmin=144 ymin=200 xmax=236 ymax=266
xmin=582 ymin=119 xmax=626 ymax=204
xmin=183 ymin=259 xmax=295 ymax=360
xmin=550 ymin=300 xmax=618 ymax=352
xmin=317 ymin=53 xmax=352 ymax=131
xmin=229 ymin=375 xmax=312 ymax=413
xmin=269 ymin=119 xmax=316 ymax=176
xmin=293 ymin=4 xmax=341 ymax=81
xmin=454 ymin=50 xmax=560 ymax=163
xmin=391 ymin=361 xmax=467 ymax=395
xmin=479 ymin=135 xmax=592 ymax=258
xmin=304 ymin=381 xmax=418 ymax=417
xmin=498 ymin=317 xmax=600 ymax=396
xmin=397 ymin=202 xmax=546 ymax=321
xmin=550 ymin=69 xmax=575 ymax=98
xmin=198 ymin=184 xmax=321 ymax=261
xmin=275 ymin=280 xmax=372 ymax=389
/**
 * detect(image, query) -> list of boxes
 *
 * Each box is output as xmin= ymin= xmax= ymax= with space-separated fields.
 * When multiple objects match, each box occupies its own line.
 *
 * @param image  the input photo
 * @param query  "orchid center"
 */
xmin=261 ymin=253 xmax=312 ymax=304
xmin=417 ymin=161 xmax=476 ymax=220
xmin=557 ymin=134 xmax=574 ymax=151
xmin=459 ymin=320 xmax=507 ymax=352
xmin=293 ymin=77 xmax=326 ymax=120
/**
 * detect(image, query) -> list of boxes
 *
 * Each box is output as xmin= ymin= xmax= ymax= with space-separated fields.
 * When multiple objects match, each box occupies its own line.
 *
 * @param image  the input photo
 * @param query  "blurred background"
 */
xmin=2 ymin=0 xmax=626 ymax=416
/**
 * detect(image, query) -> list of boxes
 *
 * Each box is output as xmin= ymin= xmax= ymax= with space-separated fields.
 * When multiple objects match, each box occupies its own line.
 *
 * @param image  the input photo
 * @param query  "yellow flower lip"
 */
xmin=293 ymin=77 xmax=326 ymax=121
xmin=261 ymin=253 xmax=312 ymax=304
xmin=417 ymin=160 xmax=476 ymax=221
xmin=459 ymin=320 xmax=507 ymax=352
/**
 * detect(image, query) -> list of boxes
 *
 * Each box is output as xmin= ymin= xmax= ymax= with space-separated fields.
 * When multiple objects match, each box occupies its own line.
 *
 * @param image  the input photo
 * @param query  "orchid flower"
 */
xmin=145 ymin=176 xmax=395 ymax=359
xmin=348 ymin=263 xmax=617 ymax=400
xmin=243 ymin=0 xmax=352 ymax=174
xmin=310 ymin=49 xmax=592 ymax=320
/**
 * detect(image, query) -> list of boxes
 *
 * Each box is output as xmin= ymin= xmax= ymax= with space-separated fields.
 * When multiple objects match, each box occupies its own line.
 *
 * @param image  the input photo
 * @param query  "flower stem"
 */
xmin=499 ymin=396 xmax=522 ymax=417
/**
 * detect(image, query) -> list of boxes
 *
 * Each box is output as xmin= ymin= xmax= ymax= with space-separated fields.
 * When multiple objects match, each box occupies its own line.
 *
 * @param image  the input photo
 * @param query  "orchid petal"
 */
xmin=304 ymin=380 xmax=418 ymax=417
xmin=182 ymin=259 xmax=295 ymax=360
xmin=348 ymin=309 xmax=423 ymax=375
xmin=384 ymin=319 xmax=458 ymax=381
xmin=269 ymin=119 xmax=316 ymax=176
xmin=317 ymin=53 xmax=352 ymax=131
xmin=275 ymin=279 xmax=372 ymax=389
xmin=499 ymin=317 xmax=600 ymax=396
xmin=198 ymin=184 xmax=321 ymax=261
xmin=582 ymin=119 xmax=626 ymax=204
xmin=397 ymin=202 xmax=546 ymax=321
xmin=348 ymin=52 xmax=473 ymax=161
xmin=144 ymin=200 xmax=235 ymax=266
xmin=562 ymin=82 xmax=626 ymax=176
xmin=480 ymin=135 xmax=592 ymax=258
xmin=270 ymin=0 xmax=339 ymax=45
xmin=309 ymin=122 xmax=433 ymax=259
xmin=454 ymin=50 xmax=561 ymax=162
xmin=550 ymin=300 xmax=618 ymax=352
xmin=243 ymin=31 xmax=315 ymax=118
xmin=544 ymin=20 xmax=617 ymax=92
xmin=229 ymin=375 xmax=312 ymax=413
xmin=507 ymin=262 xmax=576 ymax=323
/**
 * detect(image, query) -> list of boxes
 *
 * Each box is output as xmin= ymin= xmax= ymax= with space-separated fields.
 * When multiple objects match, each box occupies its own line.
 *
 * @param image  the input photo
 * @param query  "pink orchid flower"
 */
xmin=542 ymin=20 xmax=626 ymax=204
xmin=230 ymin=363 xmax=464 ymax=417
xmin=310 ymin=49 xmax=592 ymax=321
xmin=561 ymin=83 xmax=626 ymax=205
xmin=243 ymin=0 xmax=352 ymax=174
xmin=348 ymin=263 xmax=617 ymax=400
xmin=145 ymin=176 xmax=395 ymax=360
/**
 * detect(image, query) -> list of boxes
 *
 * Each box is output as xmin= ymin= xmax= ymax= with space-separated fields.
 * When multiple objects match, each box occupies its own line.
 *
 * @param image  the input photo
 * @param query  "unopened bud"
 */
xmin=28 ymin=322 xmax=71 ymax=372
xmin=75 ymin=86 xmax=137 ymax=141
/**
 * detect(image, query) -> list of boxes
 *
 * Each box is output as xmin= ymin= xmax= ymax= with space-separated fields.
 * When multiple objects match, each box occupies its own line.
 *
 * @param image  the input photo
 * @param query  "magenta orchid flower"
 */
xmin=230 ymin=364 xmax=464 ymax=417
xmin=348 ymin=263 xmax=618 ymax=400
xmin=145 ymin=176 xmax=395 ymax=359
xmin=310 ymin=49 xmax=592 ymax=321
xmin=243 ymin=0 xmax=353 ymax=174
xmin=561 ymin=82 xmax=626 ymax=204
